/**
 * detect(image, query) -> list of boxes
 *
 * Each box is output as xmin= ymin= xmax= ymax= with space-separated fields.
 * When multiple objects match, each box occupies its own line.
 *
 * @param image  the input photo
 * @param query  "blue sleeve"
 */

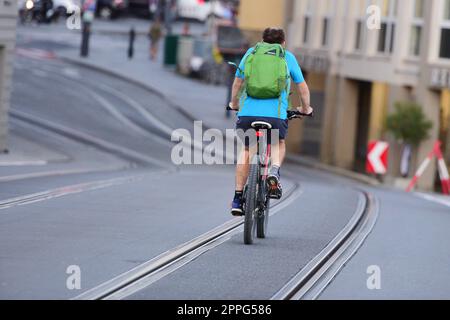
xmin=235 ymin=48 xmax=253 ymax=79
xmin=286 ymin=52 xmax=305 ymax=84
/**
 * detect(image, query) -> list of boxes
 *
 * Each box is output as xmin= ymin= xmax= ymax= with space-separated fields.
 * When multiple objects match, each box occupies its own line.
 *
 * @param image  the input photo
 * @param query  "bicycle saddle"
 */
xmin=251 ymin=121 xmax=273 ymax=130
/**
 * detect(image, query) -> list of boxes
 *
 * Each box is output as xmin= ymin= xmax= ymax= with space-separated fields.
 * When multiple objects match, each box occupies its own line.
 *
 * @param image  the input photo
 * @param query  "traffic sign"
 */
xmin=366 ymin=141 xmax=389 ymax=175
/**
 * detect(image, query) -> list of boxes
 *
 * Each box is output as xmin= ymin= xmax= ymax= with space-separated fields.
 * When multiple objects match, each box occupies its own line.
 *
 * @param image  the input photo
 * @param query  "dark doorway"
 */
xmin=300 ymin=71 xmax=325 ymax=159
xmin=354 ymin=81 xmax=372 ymax=173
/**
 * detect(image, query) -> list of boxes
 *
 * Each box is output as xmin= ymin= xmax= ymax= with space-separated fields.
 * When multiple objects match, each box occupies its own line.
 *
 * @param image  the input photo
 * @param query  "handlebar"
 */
xmin=226 ymin=106 xmax=314 ymax=120
xmin=286 ymin=110 xmax=314 ymax=120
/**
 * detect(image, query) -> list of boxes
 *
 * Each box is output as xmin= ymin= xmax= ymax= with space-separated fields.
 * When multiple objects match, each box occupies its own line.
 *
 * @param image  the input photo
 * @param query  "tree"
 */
xmin=386 ymin=102 xmax=433 ymax=177
xmin=386 ymin=102 xmax=432 ymax=146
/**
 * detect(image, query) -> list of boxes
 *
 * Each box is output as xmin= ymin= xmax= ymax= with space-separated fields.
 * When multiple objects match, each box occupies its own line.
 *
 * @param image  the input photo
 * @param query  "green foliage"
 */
xmin=386 ymin=101 xmax=433 ymax=146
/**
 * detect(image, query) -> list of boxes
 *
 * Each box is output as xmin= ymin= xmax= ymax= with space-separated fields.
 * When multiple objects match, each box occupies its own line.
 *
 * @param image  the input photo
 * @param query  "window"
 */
xmin=445 ymin=0 xmax=450 ymax=20
xmin=303 ymin=0 xmax=312 ymax=44
xmin=321 ymin=0 xmax=333 ymax=47
xmin=440 ymin=0 xmax=450 ymax=59
xmin=409 ymin=0 xmax=424 ymax=56
xmin=377 ymin=0 xmax=397 ymax=54
xmin=413 ymin=0 xmax=425 ymax=18
xmin=355 ymin=20 xmax=363 ymax=51
xmin=389 ymin=24 xmax=396 ymax=53
xmin=378 ymin=22 xmax=388 ymax=52
xmin=440 ymin=29 xmax=450 ymax=58
xmin=410 ymin=26 xmax=422 ymax=56
xmin=303 ymin=16 xmax=310 ymax=44
xmin=322 ymin=18 xmax=329 ymax=47
xmin=354 ymin=0 xmax=370 ymax=52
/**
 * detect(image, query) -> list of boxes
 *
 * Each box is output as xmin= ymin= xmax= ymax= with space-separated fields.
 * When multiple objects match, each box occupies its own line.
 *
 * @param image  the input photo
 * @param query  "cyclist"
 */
xmin=229 ymin=28 xmax=313 ymax=216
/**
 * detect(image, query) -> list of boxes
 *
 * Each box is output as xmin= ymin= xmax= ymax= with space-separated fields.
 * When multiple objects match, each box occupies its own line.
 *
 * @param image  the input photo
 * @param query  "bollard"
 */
xmin=128 ymin=27 xmax=135 ymax=60
xmin=80 ymin=22 xmax=91 ymax=57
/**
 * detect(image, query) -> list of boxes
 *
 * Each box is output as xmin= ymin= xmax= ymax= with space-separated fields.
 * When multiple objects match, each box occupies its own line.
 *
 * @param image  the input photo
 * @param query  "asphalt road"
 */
xmin=1 ymin=25 xmax=450 ymax=299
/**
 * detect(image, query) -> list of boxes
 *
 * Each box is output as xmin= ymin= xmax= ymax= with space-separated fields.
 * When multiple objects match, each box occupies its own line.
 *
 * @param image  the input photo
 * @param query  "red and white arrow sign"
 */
xmin=366 ymin=141 xmax=389 ymax=175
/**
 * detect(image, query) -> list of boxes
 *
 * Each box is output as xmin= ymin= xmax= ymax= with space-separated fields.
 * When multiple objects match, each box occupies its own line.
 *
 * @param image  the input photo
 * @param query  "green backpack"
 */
xmin=244 ymin=42 xmax=290 ymax=100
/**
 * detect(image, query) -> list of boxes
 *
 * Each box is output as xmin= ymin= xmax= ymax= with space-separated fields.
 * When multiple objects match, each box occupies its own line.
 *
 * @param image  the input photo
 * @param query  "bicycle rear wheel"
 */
xmin=244 ymin=159 xmax=259 ymax=245
xmin=257 ymin=195 xmax=270 ymax=239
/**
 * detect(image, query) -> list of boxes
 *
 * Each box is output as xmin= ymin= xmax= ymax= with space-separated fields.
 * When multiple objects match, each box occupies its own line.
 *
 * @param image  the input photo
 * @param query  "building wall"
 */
xmin=285 ymin=0 xmax=450 ymax=191
xmin=238 ymin=0 xmax=287 ymax=32
xmin=237 ymin=0 xmax=292 ymax=46
xmin=0 ymin=0 xmax=18 ymax=152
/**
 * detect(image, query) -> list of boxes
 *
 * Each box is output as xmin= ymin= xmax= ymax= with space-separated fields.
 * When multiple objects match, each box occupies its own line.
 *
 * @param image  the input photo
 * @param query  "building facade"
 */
xmin=238 ymin=0 xmax=291 ymax=43
xmin=239 ymin=0 xmax=450 ymax=191
xmin=0 ymin=0 xmax=17 ymax=152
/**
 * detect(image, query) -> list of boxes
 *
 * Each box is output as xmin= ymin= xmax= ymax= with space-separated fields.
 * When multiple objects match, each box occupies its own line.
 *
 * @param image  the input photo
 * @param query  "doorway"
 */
xmin=354 ymin=81 xmax=372 ymax=173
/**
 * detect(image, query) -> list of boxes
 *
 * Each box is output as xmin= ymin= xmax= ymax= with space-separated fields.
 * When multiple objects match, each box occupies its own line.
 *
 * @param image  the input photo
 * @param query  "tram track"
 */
xmin=74 ymin=182 xmax=304 ymax=300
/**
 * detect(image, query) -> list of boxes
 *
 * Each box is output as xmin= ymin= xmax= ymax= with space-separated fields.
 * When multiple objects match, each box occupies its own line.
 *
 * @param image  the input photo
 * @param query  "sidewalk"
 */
xmin=91 ymin=18 xmax=206 ymax=37
xmin=0 ymin=131 xmax=68 ymax=167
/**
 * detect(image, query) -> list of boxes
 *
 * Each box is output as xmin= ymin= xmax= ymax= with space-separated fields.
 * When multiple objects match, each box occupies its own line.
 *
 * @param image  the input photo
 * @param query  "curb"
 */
xmin=73 ymin=27 xmax=149 ymax=37
xmin=94 ymin=30 xmax=148 ymax=37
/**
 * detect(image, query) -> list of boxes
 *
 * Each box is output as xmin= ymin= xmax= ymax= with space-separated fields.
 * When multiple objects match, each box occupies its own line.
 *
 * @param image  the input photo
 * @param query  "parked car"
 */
xmin=128 ymin=0 xmax=146 ymax=16
xmin=189 ymin=37 xmax=226 ymax=85
xmin=176 ymin=0 xmax=231 ymax=22
xmin=18 ymin=0 xmax=59 ymax=23
xmin=96 ymin=0 xmax=128 ymax=19
xmin=127 ymin=0 xmax=158 ymax=18
xmin=214 ymin=21 xmax=248 ymax=56
xmin=187 ymin=26 xmax=246 ymax=85
xmin=52 ymin=0 xmax=80 ymax=16
xmin=18 ymin=0 xmax=37 ymax=23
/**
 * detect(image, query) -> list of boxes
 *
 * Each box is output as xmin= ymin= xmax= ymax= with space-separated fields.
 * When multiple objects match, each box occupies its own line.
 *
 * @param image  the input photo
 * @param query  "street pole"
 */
xmin=154 ymin=0 xmax=162 ymax=21
xmin=128 ymin=27 xmax=135 ymax=59
xmin=80 ymin=22 xmax=91 ymax=57
xmin=207 ymin=0 xmax=217 ymax=35
xmin=164 ymin=0 xmax=172 ymax=35
xmin=80 ymin=0 xmax=93 ymax=58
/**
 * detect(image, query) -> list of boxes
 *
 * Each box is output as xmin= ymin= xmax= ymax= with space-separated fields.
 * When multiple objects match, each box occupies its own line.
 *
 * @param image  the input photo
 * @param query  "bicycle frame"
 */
xmin=227 ymin=106 xmax=312 ymax=244
xmin=255 ymin=128 xmax=271 ymax=215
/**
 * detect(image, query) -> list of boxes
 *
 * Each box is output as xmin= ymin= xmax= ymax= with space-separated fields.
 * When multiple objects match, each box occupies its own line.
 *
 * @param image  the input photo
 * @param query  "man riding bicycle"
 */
xmin=229 ymin=28 xmax=313 ymax=216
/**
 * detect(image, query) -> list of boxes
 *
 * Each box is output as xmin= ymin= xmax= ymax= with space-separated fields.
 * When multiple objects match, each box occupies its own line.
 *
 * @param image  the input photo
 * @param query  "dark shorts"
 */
xmin=236 ymin=116 xmax=289 ymax=147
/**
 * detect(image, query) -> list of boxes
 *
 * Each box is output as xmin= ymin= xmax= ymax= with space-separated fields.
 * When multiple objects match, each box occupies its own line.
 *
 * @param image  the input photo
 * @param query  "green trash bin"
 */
xmin=164 ymin=35 xmax=179 ymax=66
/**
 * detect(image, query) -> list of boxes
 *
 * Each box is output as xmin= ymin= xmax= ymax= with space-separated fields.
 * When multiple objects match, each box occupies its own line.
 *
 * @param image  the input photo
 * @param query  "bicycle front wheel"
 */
xmin=244 ymin=160 xmax=259 ymax=245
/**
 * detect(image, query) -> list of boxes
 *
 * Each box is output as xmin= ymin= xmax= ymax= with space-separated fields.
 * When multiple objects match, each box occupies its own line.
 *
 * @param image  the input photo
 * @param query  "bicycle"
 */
xmin=227 ymin=107 xmax=313 ymax=244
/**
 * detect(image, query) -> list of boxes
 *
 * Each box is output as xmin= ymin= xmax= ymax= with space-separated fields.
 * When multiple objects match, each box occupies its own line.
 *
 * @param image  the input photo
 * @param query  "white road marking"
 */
xmin=0 ymin=168 xmax=113 ymax=183
xmin=31 ymin=69 xmax=48 ymax=78
xmin=415 ymin=193 xmax=450 ymax=208
xmin=62 ymin=68 xmax=81 ymax=79
xmin=0 ymin=160 xmax=47 ymax=166
xmin=0 ymin=175 xmax=142 ymax=211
